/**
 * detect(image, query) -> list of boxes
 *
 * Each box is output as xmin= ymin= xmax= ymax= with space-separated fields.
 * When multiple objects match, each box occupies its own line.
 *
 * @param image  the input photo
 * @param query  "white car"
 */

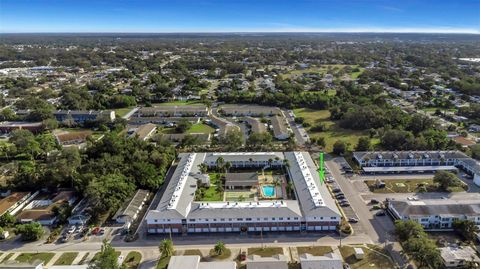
xmin=407 ymin=197 xmax=419 ymax=201
xmin=67 ymin=226 xmax=76 ymax=234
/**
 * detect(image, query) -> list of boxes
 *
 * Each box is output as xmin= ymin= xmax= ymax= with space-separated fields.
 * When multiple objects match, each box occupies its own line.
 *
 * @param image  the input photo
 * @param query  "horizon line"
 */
xmin=1 ymin=31 xmax=479 ymax=35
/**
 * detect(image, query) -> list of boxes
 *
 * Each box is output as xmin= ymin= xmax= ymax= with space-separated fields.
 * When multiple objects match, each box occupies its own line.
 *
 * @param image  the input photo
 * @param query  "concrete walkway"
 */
xmin=45 ymin=252 xmax=63 ymax=267
xmin=72 ymin=251 xmax=88 ymax=265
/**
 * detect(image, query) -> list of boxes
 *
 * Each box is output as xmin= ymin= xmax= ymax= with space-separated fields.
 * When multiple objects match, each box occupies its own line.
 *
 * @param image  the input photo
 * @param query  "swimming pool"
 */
xmin=262 ymin=185 xmax=276 ymax=198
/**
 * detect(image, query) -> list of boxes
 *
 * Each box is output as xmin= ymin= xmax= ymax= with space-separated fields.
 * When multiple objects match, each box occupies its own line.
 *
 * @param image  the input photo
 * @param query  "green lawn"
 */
xmin=16 ymin=253 xmax=55 ymax=264
xmin=365 ymin=179 xmax=466 ymax=193
xmin=248 ymin=247 xmax=284 ymax=257
xmin=225 ymin=191 xmax=255 ymax=201
xmin=91 ymin=251 xmax=121 ymax=263
xmin=297 ymin=246 xmax=333 ymax=256
xmin=187 ymin=123 xmax=215 ymax=134
xmin=53 ymin=252 xmax=78 ymax=265
xmin=123 ymin=251 xmax=142 ymax=269
xmin=197 ymin=173 xmax=224 ymax=201
xmin=183 ymin=249 xmax=203 ymax=256
xmin=340 ymin=245 xmax=394 ymax=269
xmin=293 ymin=108 xmax=377 ymax=152
xmin=114 ymin=107 xmax=136 ymax=117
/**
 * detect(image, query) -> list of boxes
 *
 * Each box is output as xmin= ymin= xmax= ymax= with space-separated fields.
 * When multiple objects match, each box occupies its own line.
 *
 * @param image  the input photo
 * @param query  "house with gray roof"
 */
xmin=353 ymin=151 xmax=480 ymax=186
xmin=299 ymin=253 xmax=343 ymax=269
xmin=387 ymin=199 xmax=480 ymax=230
xmin=271 ymin=115 xmax=290 ymax=140
xmin=220 ymin=105 xmax=281 ymax=117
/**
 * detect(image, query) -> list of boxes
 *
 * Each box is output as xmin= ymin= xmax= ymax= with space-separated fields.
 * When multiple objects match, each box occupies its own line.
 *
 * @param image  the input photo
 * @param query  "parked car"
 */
xmin=340 ymin=202 xmax=350 ymax=207
xmin=332 ymin=188 xmax=342 ymax=193
xmin=338 ymin=198 xmax=348 ymax=203
xmin=376 ymin=210 xmax=386 ymax=216
xmin=336 ymin=194 xmax=345 ymax=199
xmin=370 ymin=199 xmax=380 ymax=204
xmin=99 ymin=228 xmax=105 ymax=235
xmin=348 ymin=218 xmax=358 ymax=223
xmin=67 ymin=226 xmax=76 ymax=234
xmin=91 ymin=227 xmax=100 ymax=235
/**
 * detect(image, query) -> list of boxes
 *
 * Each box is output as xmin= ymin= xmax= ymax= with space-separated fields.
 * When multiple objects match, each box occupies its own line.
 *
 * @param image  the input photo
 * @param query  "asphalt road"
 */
xmin=282 ymin=109 xmax=308 ymax=145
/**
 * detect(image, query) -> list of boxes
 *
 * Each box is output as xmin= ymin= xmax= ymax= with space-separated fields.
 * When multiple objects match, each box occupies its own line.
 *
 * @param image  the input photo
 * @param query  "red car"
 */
xmin=91 ymin=227 xmax=100 ymax=235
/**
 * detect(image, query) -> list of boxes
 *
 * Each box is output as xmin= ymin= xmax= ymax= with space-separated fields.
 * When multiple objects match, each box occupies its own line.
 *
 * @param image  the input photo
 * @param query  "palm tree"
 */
xmin=198 ymin=163 xmax=208 ymax=174
xmin=224 ymin=161 xmax=232 ymax=174
xmin=214 ymin=241 xmax=226 ymax=256
xmin=159 ymin=239 xmax=174 ymax=257
xmin=216 ymin=156 xmax=225 ymax=172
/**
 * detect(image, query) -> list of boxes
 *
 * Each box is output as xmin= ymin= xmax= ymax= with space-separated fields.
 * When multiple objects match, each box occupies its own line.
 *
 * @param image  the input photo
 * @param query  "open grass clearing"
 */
xmin=197 ymin=173 xmax=224 ymax=201
xmin=248 ymin=247 xmax=283 ymax=257
xmin=187 ymin=123 xmax=215 ymax=134
xmin=293 ymin=108 xmax=377 ymax=152
xmin=16 ymin=253 xmax=55 ymax=264
xmin=225 ymin=191 xmax=255 ymax=202
xmin=296 ymin=246 xmax=333 ymax=256
xmin=365 ymin=178 xmax=466 ymax=193
xmin=183 ymin=249 xmax=203 ymax=256
xmin=114 ymin=107 xmax=136 ymax=117
xmin=91 ymin=251 xmax=121 ymax=263
xmin=123 ymin=251 xmax=142 ymax=269
xmin=53 ymin=252 xmax=78 ymax=265
xmin=339 ymin=245 xmax=394 ymax=269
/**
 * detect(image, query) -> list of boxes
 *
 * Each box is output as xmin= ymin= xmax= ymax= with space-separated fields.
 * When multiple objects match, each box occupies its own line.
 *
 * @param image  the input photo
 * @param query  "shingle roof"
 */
xmin=390 ymin=200 xmax=480 ymax=217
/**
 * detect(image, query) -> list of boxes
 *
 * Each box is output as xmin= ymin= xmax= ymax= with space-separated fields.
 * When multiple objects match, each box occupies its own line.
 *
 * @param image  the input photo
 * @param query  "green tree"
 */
xmin=0 ymin=212 xmax=16 ymax=227
xmin=433 ymin=170 xmax=460 ymax=191
xmin=356 ymin=137 xmax=372 ymax=151
xmin=88 ymin=241 xmax=120 ymax=269
xmin=214 ymin=241 xmax=226 ymax=255
xmin=394 ymin=220 xmax=427 ymax=241
xmin=453 ymin=219 xmax=480 ymax=242
xmin=175 ymin=119 xmax=192 ymax=133
xmin=9 ymin=129 xmax=42 ymax=158
xmin=15 ymin=222 xmax=44 ymax=241
xmin=219 ymin=128 xmax=244 ymax=151
xmin=85 ymin=173 xmax=135 ymax=213
xmin=333 ymin=140 xmax=347 ymax=155
xmin=159 ymin=239 xmax=174 ymax=257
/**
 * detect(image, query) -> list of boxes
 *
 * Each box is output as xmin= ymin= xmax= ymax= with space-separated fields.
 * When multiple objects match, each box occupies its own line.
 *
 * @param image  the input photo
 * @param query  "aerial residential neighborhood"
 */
xmin=0 ymin=1 xmax=479 ymax=269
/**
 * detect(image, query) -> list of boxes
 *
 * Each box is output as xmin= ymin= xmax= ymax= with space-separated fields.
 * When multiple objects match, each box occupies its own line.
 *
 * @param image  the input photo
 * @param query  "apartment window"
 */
xmin=257 ymin=218 xmax=260 ymax=221
xmin=294 ymin=217 xmax=298 ymax=220
xmin=279 ymin=217 xmax=284 ymax=220
xmin=287 ymin=217 xmax=290 ymax=220
xmin=272 ymin=218 xmax=276 ymax=221
xmin=264 ymin=218 xmax=268 ymax=221
xmin=229 ymin=218 xmax=232 ymax=221
xmin=331 ymin=217 xmax=336 ymax=220
xmin=154 ymin=219 xmax=158 ymax=223
xmin=205 ymin=219 xmax=209 ymax=221
xmin=220 ymin=218 xmax=225 ymax=221
xmin=237 ymin=218 xmax=243 ymax=221
xmin=189 ymin=219 xmax=195 ymax=222
xmin=246 ymin=218 xmax=252 ymax=221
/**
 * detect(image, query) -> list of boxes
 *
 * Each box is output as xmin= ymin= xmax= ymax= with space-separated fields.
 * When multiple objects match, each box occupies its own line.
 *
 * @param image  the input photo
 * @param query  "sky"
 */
xmin=1 ymin=0 xmax=479 ymax=33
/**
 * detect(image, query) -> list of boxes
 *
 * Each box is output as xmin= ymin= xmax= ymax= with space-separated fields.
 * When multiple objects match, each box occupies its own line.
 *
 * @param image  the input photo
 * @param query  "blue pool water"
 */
xmin=262 ymin=185 xmax=276 ymax=197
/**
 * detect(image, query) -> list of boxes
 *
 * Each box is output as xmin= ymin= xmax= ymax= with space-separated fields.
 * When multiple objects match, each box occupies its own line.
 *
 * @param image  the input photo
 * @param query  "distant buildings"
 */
xmin=113 ymin=189 xmax=150 ymax=229
xmin=53 ymin=110 xmax=116 ymax=124
xmin=136 ymin=105 xmax=208 ymax=117
xmin=386 ymin=199 xmax=480 ymax=230
xmin=440 ymin=246 xmax=480 ymax=268
xmin=220 ymin=105 xmax=281 ymax=117
xmin=353 ymin=151 xmax=480 ymax=186
xmin=0 ymin=121 xmax=43 ymax=134
xmin=128 ymin=123 xmax=157 ymax=141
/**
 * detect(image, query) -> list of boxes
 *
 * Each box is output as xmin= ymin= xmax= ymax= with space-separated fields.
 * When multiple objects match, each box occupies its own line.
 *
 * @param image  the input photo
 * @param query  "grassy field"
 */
xmin=198 ymin=173 xmax=224 ymax=201
xmin=225 ymin=191 xmax=255 ymax=201
xmin=53 ymin=252 xmax=78 ymax=265
xmin=293 ymin=108 xmax=378 ymax=152
xmin=16 ymin=253 xmax=55 ymax=264
xmin=297 ymin=246 xmax=333 ymax=256
xmin=187 ymin=123 xmax=215 ymax=134
xmin=365 ymin=179 xmax=466 ymax=193
xmin=123 ymin=251 xmax=142 ymax=269
xmin=114 ymin=107 xmax=135 ymax=117
xmin=340 ymin=245 xmax=394 ymax=269
xmin=248 ymin=247 xmax=284 ymax=257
